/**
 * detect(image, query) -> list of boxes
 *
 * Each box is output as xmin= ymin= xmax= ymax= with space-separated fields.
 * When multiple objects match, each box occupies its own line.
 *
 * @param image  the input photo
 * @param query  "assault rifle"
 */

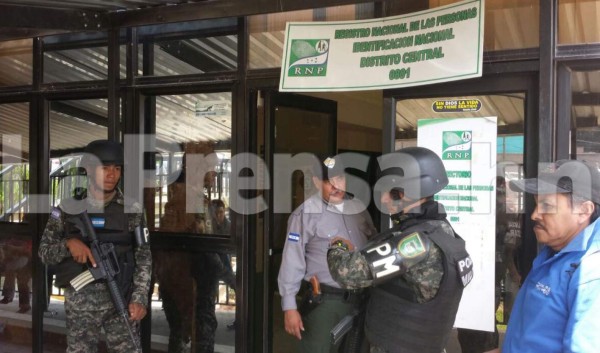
xmin=66 ymin=211 xmax=141 ymax=352
xmin=331 ymin=310 xmax=358 ymax=346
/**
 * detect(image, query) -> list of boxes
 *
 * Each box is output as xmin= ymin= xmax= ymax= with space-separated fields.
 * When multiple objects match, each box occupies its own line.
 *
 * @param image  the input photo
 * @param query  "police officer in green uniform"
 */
xmin=39 ymin=139 xmax=152 ymax=353
xmin=327 ymin=147 xmax=473 ymax=353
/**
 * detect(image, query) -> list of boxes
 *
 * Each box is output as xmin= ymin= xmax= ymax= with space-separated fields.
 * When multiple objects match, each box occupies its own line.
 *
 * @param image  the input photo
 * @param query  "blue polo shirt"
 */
xmin=502 ymin=218 xmax=600 ymax=353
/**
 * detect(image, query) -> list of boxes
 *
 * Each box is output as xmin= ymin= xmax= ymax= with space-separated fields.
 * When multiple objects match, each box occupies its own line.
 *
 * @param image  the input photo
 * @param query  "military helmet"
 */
xmin=80 ymin=139 xmax=124 ymax=167
xmin=379 ymin=146 xmax=448 ymax=200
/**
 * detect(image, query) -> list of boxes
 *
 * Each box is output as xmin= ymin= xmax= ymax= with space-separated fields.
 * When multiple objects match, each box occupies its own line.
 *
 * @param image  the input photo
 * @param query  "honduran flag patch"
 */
xmin=288 ymin=232 xmax=300 ymax=242
xmin=90 ymin=217 xmax=106 ymax=228
xmin=50 ymin=207 xmax=62 ymax=220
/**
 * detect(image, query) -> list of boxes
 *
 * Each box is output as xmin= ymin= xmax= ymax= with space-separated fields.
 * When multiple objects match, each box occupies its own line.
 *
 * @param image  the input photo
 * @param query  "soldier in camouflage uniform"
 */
xmin=327 ymin=147 xmax=473 ymax=353
xmin=39 ymin=140 xmax=152 ymax=353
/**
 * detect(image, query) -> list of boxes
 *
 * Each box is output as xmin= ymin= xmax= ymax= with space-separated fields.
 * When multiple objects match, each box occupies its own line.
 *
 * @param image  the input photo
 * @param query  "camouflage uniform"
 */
xmin=327 ymin=216 xmax=444 ymax=303
xmin=328 ymin=201 xmax=469 ymax=353
xmin=39 ymin=190 xmax=152 ymax=353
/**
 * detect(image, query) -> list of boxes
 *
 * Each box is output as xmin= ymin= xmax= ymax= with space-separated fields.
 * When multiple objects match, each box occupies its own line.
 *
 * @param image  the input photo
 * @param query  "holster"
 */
xmin=298 ymin=281 xmax=322 ymax=317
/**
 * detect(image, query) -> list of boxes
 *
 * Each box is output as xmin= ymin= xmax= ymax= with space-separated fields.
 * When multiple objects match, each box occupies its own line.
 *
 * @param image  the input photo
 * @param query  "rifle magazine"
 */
xmin=70 ymin=270 xmax=95 ymax=291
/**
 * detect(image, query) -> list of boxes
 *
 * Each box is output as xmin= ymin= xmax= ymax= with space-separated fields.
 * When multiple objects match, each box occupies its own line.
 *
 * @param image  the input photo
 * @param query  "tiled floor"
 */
xmin=0 ymin=295 xmax=504 ymax=353
xmin=0 ymin=294 xmax=236 ymax=353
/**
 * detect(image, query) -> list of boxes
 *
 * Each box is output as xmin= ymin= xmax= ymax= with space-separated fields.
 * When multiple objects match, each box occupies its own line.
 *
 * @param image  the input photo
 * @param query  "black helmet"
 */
xmin=379 ymin=146 xmax=448 ymax=200
xmin=80 ymin=139 xmax=124 ymax=167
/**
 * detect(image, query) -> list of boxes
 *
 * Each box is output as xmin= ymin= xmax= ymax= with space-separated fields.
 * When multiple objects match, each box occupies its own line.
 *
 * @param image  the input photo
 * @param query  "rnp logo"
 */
xmin=288 ymin=39 xmax=330 ymax=77
xmin=442 ymin=131 xmax=472 ymax=160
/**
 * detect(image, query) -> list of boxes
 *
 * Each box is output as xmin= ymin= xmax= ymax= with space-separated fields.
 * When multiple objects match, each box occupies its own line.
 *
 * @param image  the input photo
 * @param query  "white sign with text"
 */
xmin=418 ymin=116 xmax=497 ymax=332
xmin=279 ymin=0 xmax=484 ymax=92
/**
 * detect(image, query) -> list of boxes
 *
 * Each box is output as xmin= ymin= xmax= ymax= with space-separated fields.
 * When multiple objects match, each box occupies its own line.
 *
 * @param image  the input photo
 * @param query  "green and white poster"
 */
xmin=418 ymin=117 xmax=497 ymax=332
xmin=279 ymin=0 xmax=484 ymax=92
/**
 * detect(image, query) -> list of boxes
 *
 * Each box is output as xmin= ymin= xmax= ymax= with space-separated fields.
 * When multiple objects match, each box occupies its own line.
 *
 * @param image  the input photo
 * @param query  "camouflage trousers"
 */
xmin=65 ymin=301 xmax=140 ymax=353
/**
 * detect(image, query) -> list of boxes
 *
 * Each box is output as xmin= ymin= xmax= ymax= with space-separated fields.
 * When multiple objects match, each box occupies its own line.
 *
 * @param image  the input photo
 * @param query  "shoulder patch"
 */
xmin=457 ymin=255 xmax=474 ymax=287
xmin=397 ymin=232 xmax=426 ymax=258
xmin=90 ymin=217 xmax=106 ymax=228
xmin=288 ymin=232 xmax=300 ymax=242
xmin=50 ymin=207 xmax=62 ymax=220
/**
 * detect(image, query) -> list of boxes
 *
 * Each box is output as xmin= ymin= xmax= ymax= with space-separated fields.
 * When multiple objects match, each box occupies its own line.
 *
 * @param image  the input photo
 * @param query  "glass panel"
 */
xmin=1 ymin=103 xmax=30 ymax=223
xmin=396 ymin=94 xmax=525 ymax=349
xmin=141 ymin=35 xmax=238 ymax=76
xmin=267 ymin=94 xmax=338 ymax=353
xmin=570 ymin=70 xmax=600 ymax=162
xmin=150 ymin=92 xmax=234 ymax=352
xmin=559 ymin=0 xmax=600 ymax=44
xmin=43 ymin=99 xmax=109 ymax=351
xmin=430 ymin=0 xmax=539 ymax=51
xmin=44 ymin=46 xmax=110 ymax=82
xmin=0 ymin=39 xmax=32 ymax=87
xmin=151 ymin=250 xmax=236 ymax=352
xmin=151 ymin=92 xmax=232 ymax=235
xmin=44 ymin=44 xmax=131 ymax=82
xmin=248 ymin=4 xmax=375 ymax=69
xmin=49 ymin=99 xmax=109 ymax=152
xmin=0 ymin=103 xmax=32 ymax=351
xmin=483 ymin=0 xmax=539 ymax=50
xmin=249 ymin=0 xmax=538 ymax=70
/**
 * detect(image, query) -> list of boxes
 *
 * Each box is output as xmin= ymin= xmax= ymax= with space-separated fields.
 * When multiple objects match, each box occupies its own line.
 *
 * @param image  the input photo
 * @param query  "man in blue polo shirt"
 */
xmin=504 ymin=159 xmax=600 ymax=353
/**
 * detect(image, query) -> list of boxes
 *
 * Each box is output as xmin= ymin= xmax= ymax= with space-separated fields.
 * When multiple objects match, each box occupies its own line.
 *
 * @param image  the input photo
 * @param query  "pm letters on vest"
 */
xmin=366 ymin=243 xmax=400 ymax=279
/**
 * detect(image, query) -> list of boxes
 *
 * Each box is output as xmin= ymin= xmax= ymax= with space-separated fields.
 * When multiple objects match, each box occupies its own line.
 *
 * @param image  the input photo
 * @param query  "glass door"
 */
xmin=260 ymin=92 xmax=337 ymax=353
xmin=0 ymin=102 xmax=33 ymax=352
xmin=141 ymin=91 xmax=236 ymax=353
xmin=390 ymin=74 xmax=537 ymax=352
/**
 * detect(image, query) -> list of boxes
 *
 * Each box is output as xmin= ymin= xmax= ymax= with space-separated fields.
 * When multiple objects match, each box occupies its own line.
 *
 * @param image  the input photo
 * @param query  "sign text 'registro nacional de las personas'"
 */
xmin=279 ymin=0 xmax=484 ymax=92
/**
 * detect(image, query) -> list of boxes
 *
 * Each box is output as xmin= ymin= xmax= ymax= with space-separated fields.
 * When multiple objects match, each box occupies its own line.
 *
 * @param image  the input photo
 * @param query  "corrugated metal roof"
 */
xmin=0 ymin=5 xmax=236 ymax=153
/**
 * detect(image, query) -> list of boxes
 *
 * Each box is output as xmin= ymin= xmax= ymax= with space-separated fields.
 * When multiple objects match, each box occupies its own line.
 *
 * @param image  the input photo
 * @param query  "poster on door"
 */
xmin=279 ymin=0 xmax=484 ymax=92
xmin=418 ymin=117 xmax=497 ymax=331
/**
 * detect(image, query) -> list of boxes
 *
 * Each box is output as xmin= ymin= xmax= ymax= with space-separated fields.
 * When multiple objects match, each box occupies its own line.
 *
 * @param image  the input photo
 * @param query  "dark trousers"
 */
xmin=300 ymin=295 xmax=355 ymax=353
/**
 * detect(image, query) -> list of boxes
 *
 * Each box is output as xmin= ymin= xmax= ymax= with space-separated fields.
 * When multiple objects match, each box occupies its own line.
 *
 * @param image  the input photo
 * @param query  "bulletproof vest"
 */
xmin=54 ymin=200 xmax=136 ymax=297
xmin=364 ymin=220 xmax=469 ymax=353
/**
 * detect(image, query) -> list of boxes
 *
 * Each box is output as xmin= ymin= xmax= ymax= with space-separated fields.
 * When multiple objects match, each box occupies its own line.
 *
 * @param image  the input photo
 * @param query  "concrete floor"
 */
xmin=0 ymin=294 xmax=236 ymax=353
xmin=0 ymin=294 xmax=504 ymax=353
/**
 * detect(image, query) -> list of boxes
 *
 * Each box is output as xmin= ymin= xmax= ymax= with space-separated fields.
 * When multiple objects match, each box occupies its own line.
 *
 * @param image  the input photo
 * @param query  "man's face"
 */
xmin=92 ymin=164 xmax=122 ymax=192
xmin=380 ymin=189 xmax=402 ymax=215
xmin=531 ymin=193 xmax=588 ymax=251
xmin=315 ymin=175 xmax=346 ymax=204
xmin=204 ymin=170 xmax=217 ymax=188
xmin=215 ymin=206 xmax=226 ymax=223
xmin=379 ymin=189 xmax=417 ymax=215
